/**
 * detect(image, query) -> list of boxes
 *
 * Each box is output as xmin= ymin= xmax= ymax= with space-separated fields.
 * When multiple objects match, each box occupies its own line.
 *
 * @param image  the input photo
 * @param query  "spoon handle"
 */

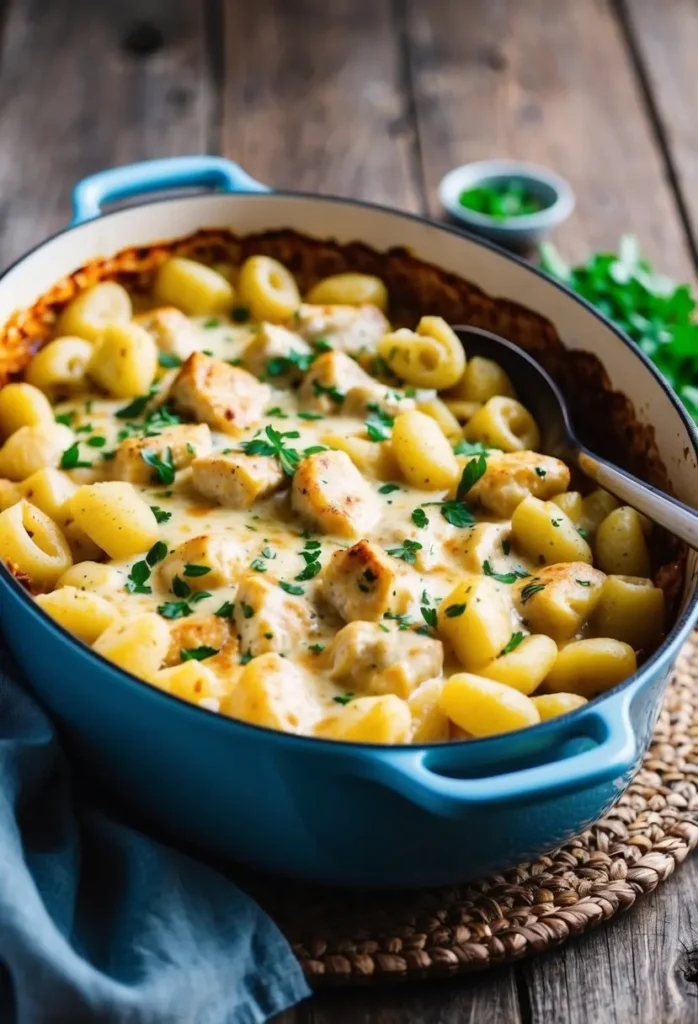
xmin=576 ymin=448 xmax=698 ymax=550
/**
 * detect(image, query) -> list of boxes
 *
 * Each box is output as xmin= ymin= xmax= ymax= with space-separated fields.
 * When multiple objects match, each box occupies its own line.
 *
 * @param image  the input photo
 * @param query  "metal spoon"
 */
xmin=454 ymin=325 xmax=698 ymax=549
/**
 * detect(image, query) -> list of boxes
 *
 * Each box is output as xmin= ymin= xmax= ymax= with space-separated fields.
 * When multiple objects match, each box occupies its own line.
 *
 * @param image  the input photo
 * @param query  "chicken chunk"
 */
xmin=467 ymin=452 xmax=570 ymax=518
xmin=111 ymin=423 xmax=211 ymax=484
xmin=289 ymin=303 xmax=389 ymax=356
xmin=171 ymin=352 xmax=270 ymax=435
xmin=514 ymin=562 xmax=606 ymax=641
xmin=241 ymin=322 xmax=313 ymax=384
xmin=134 ymin=307 xmax=202 ymax=362
xmin=159 ymin=534 xmax=243 ymax=593
xmin=191 ymin=451 xmax=285 ymax=509
xmin=381 ymin=515 xmax=453 ymax=573
xmin=329 ymin=621 xmax=444 ymax=698
xmin=321 ymin=539 xmax=420 ymax=622
xmin=164 ymin=616 xmax=233 ymax=668
xmin=233 ymin=575 xmax=314 ymax=658
xmin=446 ymin=522 xmax=511 ymax=575
xmin=291 ymin=450 xmax=380 ymax=538
xmin=297 ymin=351 xmax=374 ymax=413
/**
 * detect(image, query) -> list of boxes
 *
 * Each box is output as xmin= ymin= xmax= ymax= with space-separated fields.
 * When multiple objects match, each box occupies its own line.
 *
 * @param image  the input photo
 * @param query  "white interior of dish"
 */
xmin=1 ymin=192 xmax=696 ymax=614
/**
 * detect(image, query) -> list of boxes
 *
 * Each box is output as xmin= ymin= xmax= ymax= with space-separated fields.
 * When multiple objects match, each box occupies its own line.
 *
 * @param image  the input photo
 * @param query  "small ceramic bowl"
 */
xmin=439 ymin=158 xmax=575 ymax=250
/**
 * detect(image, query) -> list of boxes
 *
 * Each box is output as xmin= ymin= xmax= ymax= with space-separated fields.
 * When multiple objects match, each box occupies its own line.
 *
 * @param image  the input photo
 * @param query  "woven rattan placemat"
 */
xmin=252 ymin=635 xmax=698 ymax=986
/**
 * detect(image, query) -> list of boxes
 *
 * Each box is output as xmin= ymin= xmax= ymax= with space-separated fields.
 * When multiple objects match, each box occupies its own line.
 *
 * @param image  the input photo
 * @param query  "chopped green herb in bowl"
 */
xmin=458 ymin=180 xmax=547 ymax=221
xmin=439 ymin=159 xmax=574 ymax=250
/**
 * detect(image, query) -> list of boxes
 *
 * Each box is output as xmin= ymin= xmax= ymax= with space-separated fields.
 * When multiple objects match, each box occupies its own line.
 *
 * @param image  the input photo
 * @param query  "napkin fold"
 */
xmin=0 ymin=648 xmax=310 ymax=1024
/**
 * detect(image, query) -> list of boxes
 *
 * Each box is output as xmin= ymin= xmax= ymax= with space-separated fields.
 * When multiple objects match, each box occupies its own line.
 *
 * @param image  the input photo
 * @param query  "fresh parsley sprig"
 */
xmin=540 ymin=234 xmax=698 ymax=423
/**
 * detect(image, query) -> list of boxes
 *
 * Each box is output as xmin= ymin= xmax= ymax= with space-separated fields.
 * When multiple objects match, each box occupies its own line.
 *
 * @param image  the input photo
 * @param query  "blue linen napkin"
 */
xmin=0 ymin=646 xmax=310 ymax=1024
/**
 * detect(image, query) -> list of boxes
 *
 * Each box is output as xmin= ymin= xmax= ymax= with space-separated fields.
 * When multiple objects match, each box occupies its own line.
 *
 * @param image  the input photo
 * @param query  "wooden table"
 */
xmin=1 ymin=0 xmax=697 ymax=1020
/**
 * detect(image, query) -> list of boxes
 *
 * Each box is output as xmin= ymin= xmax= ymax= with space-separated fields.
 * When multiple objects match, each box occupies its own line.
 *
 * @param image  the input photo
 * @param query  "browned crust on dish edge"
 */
xmin=0 ymin=226 xmax=684 ymax=611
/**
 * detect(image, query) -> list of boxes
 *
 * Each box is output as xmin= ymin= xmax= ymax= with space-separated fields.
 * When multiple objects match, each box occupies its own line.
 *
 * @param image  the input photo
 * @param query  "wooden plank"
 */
xmin=405 ymin=0 xmax=693 ymax=277
xmin=221 ymin=0 xmax=423 ymax=211
xmin=0 ymin=0 xmax=214 ymax=266
xmin=292 ymin=969 xmax=522 ymax=1023
xmin=520 ymin=855 xmax=698 ymax=1023
xmin=619 ymin=0 xmax=698 ymax=266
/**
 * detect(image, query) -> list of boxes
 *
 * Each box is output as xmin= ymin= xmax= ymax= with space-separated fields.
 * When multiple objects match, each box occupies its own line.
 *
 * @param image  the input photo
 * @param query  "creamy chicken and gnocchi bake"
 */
xmin=0 ymin=256 xmax=666 ymax=744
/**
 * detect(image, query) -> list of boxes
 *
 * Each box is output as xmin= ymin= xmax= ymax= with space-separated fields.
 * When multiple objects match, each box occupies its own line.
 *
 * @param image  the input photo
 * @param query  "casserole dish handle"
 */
xmin=366 ymin=694 xmax=637 ymax=817
xmin=71 ymin=155 xmax=269 ymax=225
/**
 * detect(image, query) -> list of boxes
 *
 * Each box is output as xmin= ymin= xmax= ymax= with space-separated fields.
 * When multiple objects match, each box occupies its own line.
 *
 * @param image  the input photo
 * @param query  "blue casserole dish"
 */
xmin=0 ymin=155 xmax=696 ymax=888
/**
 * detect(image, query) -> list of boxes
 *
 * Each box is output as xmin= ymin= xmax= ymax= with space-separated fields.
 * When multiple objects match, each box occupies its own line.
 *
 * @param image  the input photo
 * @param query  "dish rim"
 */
xmin=1 ymin=185 xmax=697 ymax=754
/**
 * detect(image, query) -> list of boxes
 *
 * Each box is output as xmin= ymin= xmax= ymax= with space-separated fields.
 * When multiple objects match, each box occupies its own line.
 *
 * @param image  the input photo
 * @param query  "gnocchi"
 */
xmin=377 ymin=316 xmax=465 ymax=390
xmin=55 ymin=282 xmax=132 ymax=341
xmin=0 ymin=262 xmax=670 ymax=746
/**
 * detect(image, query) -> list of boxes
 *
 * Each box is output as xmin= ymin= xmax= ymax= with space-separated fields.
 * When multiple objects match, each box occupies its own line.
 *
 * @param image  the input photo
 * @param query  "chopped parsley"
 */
xmin=457 ymin=453 xmax=488 ymax=500
xmin=239 ymin=649 xmax=254 ymax=665
xmin=333 ymin=693 xmax=355 ymax=706
xmin=424 ymin=501 xmax=475 ymax=528
xmin=535 ymin=467 xmax=547 ymax=478
xmin=250 ymin=558 xmax=267 ymax=573
xmin=499 ymin=632 xmax=525 ymax=656
xmin=157 ymin=600 xmax=192 ymax=620
xmin=240 ymin=424 xmax=303 ymax=477
xmin=158 ymin=352 xmax=182 ymax=368
xmin=378 ymin=483 xmax=401 ymax=495
xmin=308 ymin=643 xmax=325 ymax=654
xmin=240 ymin=602 xmax=255 ymax=619
xmin=296 ymin=539 xmax=322 ymax=581
xmin=576 ymin=579 xmax=593 ymax=587
xmin=203 ymin=318 xmax=220 ymax=329
xmin=445 ymin=603 xmax=466 ymax=618
xmin=55 ymin=411 xmax=75 ymax=427
xmin=231 ymin=306 xmax=250 ymax=322
xmin=420 ymin=606 xmax=438 ymax=629
xmin=183 ymin=564 xmax=211 ymax=577
xmin=266 ymin=350 xmax=315 ymax=377
xmin=312 ymin=380 xmax=345 ymax=404
xmin=146 ymin=541 xmax=168 ymax=566
xmin=261 ymin=545 xmax=276 ymax=560
xmin=86 ymin=435 xmax=106 ymax=447
xmin=520 ymin=581 xmax=546 ymax=604
xmin=125 ymin=560 xmax=152 ymax=595
xmin=411 ymin=508 xmax=429 ymax=528
xmin=453 ymin=439 xmax=491 ymax=456
xmin=312 ymin=338 xmax=332 ymax=352
xmin=365 ymin=403 xmax=394 ymax=442
xmin=214 ymin=601 xmax=235 ymax=619
xmin=141 ymin=447 xmax=176 ymax=485
xmin=60 ymin=443 xmax=91 ymax=470
xmin=150 ymin=505 xmax=172 ymax=524
xmin=115 ymin=387 xmax=158 ymax=420
xmin=385 ymin=539 xmax=422 ymax=565
xmin=280 ymin=581 xmax=305 ymax=596
xmin=296 ymin=561 xmax=322 ymax=582
xmin=502 ymin=539 xmax=511 ymax=556
xmin=172 ymin=575 xmax=191 ymax=599
xmin=551 ymin=518 xmax=562 ymax=528
xmin=181 ymin=646 xmax=219 ymax=662
xmin=297 ymin=410 xmax=324 ymax=421
xmin=265 ymin=406 xmax=289 ymax=419
xmin=383 ymin=611 xmax=414 ymax=630
xmin=483 ymin=560 xmax=530 ymax=584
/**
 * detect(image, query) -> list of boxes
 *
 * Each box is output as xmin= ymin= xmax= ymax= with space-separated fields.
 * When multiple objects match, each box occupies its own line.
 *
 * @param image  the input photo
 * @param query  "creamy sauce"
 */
xmin=49 ymin=311 xmax=540 ymax=719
